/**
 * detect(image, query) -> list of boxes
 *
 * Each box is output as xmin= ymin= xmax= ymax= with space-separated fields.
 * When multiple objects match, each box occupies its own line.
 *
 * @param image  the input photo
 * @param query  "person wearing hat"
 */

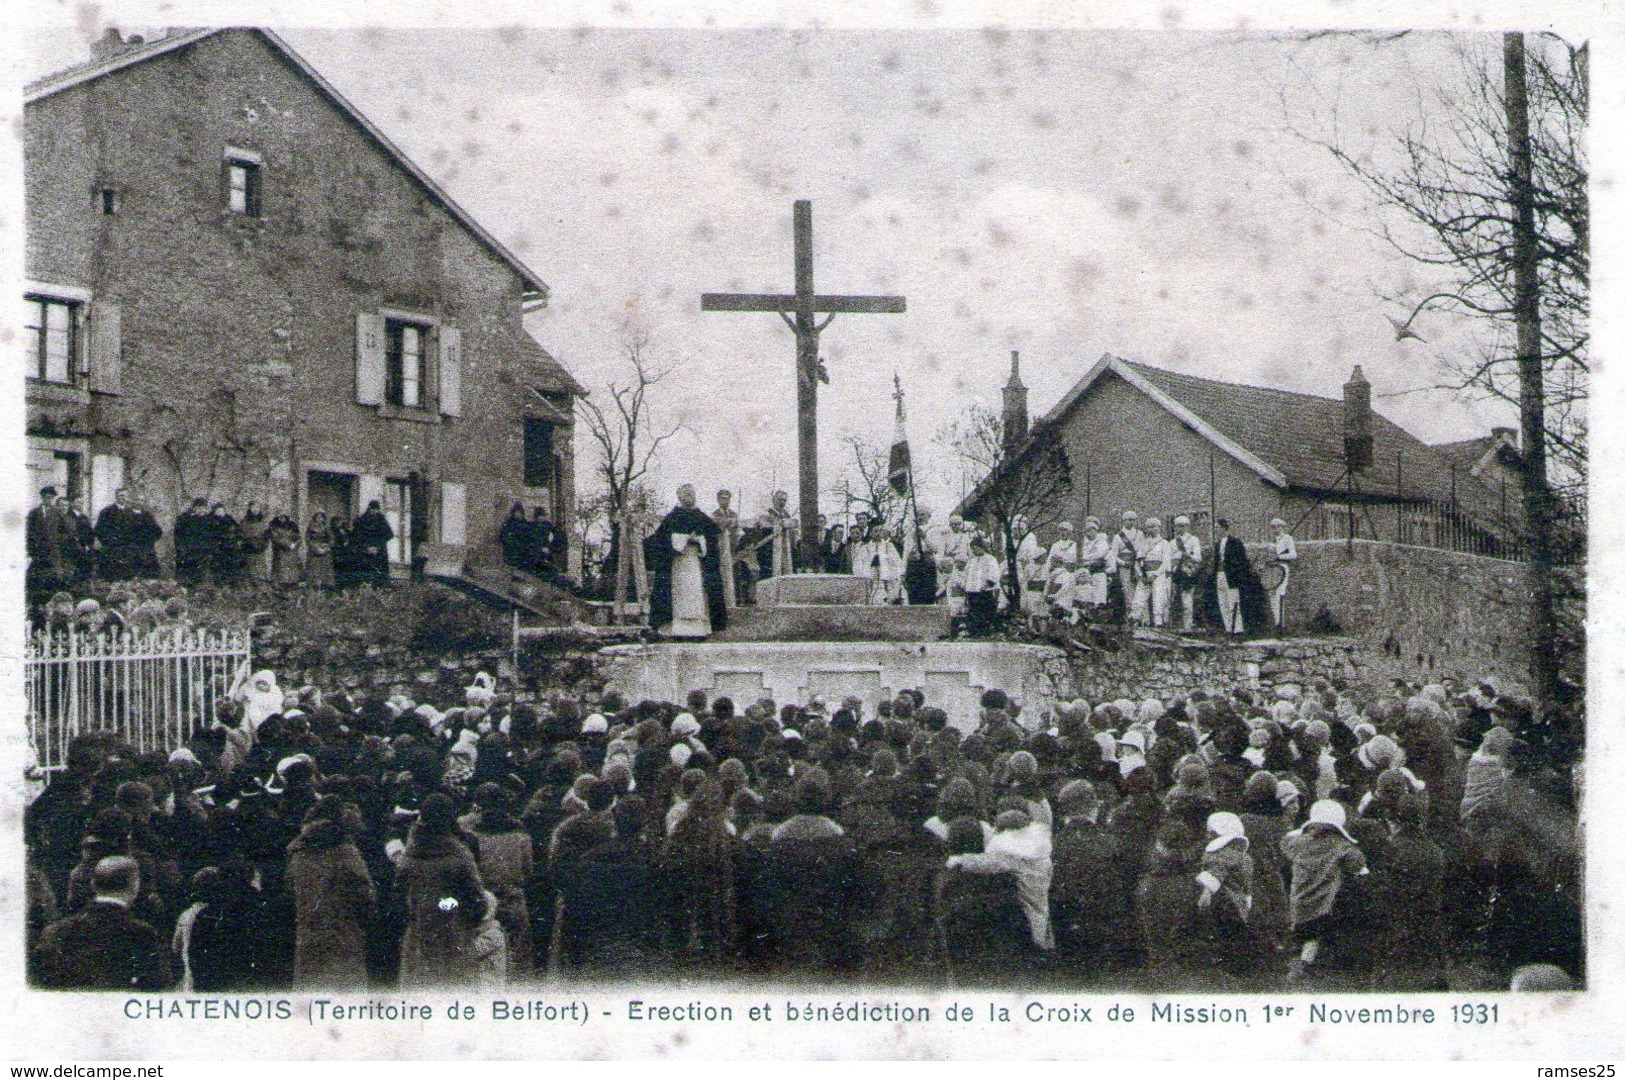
xmin=1139 ymin=517 xmax=1175 ymax=628
xmin=1050 ymin=780 xmax=1128 ymax=971
xmin=1171 ymin=516 xmax=1203 ymax=631
xmin=1039 ymin=519 xmax=1076 ymax=613
xmin=1108 ymin=510 xmax=1147 ymax=625
xmin=467 ymin=783 xmax=533 ymax=978
xmin=1078 ymin=517 xmax=1110 ymax=608
xmin=1197 ymin=811 xmax=1256 ymax=973
xmin=285 ymin=797 xmax=375 ymax=989
xmin=26 ymin=484 xmax=68 ymax=599
xmin=1269 ymin=517 xmax=1298 ymax=630
xmin=946 ymin=802 xmax=1056 ymax=951
xmin=1043 ymin=525 xmax=1082 ymax=625
xmin=1280 ymin=799 xmax=1369 ymax=974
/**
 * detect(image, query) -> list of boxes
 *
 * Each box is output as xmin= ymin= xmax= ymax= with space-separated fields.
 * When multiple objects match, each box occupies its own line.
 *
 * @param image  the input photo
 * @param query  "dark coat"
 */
xmin=1371 ymin=824 xmax=1447 ymax=988
xmin=286 ymin=819 xmax=376 ymax=989
xmin=645 ymin=505 xmax=728 ymax=633
xmin=1239 ymin=811 xmax=1293 ymax=947
xmin=1135 ymin=847 xmax=1210 ymax=976
xmin=499 ymin=514 xmax=532 ymax=569
xmin=1050 ymin=818 xmax=1128 ymax=959
xmin=933 ymin=865 xmax=1033 ymax=984
xmin=33 ymin=900 xmax=173 ymax=991
xmin=553 ymin=834 xmax=664 ymax=975
xmin=393 ymin=829 xmax=485 ymax=988
xmin=352 ymin=510 xmax=394 ymax=584
xmin=1204 ymin=534 xmax=1271 ymax=634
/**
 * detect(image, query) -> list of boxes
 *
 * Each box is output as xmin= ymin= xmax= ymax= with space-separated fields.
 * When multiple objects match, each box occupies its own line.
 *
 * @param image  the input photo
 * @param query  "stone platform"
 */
xmin=599 ymin=640 xmax=1068 ymax=730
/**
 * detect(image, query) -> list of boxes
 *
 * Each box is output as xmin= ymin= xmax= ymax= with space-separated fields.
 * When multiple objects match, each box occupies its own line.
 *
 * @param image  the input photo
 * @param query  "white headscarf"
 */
xmin=243 ymin=670 xmax=284 ymax=730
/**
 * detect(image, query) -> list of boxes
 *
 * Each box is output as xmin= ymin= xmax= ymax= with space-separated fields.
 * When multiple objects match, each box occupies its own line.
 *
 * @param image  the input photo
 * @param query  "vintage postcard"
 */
xmin=3 ymin=0 xmax=1620 ymax=1062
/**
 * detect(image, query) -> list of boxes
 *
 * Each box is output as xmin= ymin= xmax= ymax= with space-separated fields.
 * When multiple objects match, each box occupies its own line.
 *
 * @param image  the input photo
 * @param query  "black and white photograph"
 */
xmin=6 ymin=0 xmax=1620 ymax=1061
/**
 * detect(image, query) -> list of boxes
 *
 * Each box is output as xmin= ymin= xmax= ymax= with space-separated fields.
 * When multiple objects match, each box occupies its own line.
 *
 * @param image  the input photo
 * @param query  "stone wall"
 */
xmin=253 ymin=623 xmax=640 ymax=700
xmin=1278 ymin=540 xmax=1532 ymax=688
xmin=1053 ymin=634 xmax=1369 ymax=707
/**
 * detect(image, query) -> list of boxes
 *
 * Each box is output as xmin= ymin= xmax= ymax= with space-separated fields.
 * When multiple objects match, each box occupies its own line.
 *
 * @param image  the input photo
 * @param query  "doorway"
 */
xmin=27 ymin=444 xmax=82 ymax=503
xmin=308 ymin=471 xmax=356 ymax=523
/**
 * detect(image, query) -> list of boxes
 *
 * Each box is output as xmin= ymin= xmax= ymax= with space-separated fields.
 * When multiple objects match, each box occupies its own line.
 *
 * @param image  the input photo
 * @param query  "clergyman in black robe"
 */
xmin=644 ymin=485 xmax=727 ymax=637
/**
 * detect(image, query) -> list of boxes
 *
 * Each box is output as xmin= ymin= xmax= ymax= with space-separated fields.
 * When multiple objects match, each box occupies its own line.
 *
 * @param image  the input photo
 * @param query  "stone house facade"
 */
xmin=23 ymin=27 xmax=581 ymax=576
xmin=963 ymin=352 xmax=1520 ymax=555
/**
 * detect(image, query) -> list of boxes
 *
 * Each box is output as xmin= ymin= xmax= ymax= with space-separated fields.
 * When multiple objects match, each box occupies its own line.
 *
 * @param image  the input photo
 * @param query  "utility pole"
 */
xmin=1505 ymin=31 xmax=1562 ymax=733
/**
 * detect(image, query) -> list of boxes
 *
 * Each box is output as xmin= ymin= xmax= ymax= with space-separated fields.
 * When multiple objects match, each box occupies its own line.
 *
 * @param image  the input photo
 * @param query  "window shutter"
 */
xmin=357 ymin=474 xmax=385 ymax=517
xmin=440 ymin=481 xmax=467 ymax=546
xmin=355 ymin=312 xmax=385 ymax=405
xmin=86 ymin=301 xmax=122 ymax=394
xmin=438 ymin=326 xmax=462 ymax=417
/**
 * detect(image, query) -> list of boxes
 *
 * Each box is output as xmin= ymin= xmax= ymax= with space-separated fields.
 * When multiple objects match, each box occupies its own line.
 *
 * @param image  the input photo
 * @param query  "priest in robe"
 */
xmin=645 ymin=484 xmax=728 ymax=638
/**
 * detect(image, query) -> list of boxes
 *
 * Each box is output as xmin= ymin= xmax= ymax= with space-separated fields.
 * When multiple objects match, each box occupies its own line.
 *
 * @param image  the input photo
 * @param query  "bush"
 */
xmin=1308 ymin=606 xmax=1343 ymax=635
xmin=410 ymin=589 xmax=506 ymax=653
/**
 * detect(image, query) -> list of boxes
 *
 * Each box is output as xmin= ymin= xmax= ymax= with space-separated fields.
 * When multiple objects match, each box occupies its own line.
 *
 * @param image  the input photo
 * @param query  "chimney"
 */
xmin=90 ymin=27 xmax=129 ymax=62
xmin=1342 ymin=364 xmax=1373 ymax=473
xmin=1002 ymin=349 xmax=1029 ymax=457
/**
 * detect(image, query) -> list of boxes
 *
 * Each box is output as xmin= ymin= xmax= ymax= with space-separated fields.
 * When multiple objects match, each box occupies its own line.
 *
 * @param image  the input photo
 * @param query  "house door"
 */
xmin=308 ymin=471 xmax=356 ymax=522
xmin=27 ymin=443 xmax=81 ymax=503
xmin=384 ymin=478 xmax=413 ymax=566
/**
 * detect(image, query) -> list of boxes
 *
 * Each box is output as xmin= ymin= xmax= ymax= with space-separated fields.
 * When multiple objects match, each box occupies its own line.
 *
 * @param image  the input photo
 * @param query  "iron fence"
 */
xmin=25 ymin=624 xmax=253 ymax=772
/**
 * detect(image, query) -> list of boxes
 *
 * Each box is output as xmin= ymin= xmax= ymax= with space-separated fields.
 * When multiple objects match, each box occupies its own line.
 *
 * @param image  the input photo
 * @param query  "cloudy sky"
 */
xmin=18 ymin=16 xmax=1545 ymax=521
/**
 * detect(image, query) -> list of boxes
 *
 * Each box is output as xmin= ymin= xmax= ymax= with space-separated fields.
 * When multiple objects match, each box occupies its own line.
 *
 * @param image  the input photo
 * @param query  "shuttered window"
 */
xmin=440 ymin=482 xmax=467 ymax=546
xmin=24 ymin=296 xmax=79 ymax=384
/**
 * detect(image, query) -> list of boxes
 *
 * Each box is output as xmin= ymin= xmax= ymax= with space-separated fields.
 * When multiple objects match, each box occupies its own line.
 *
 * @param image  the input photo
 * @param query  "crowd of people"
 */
xmin=626 ymin=482 xmax=1305 ymax=642
xmin=26 ymin=486 xmax=397 ymax=603
xmin=24 ymin=665 xmax=1581 ymax=993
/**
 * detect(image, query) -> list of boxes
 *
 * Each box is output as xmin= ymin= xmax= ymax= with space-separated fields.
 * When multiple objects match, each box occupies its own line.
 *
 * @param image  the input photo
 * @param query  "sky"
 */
xmin=16 ymin=19 xmax=1541 ymax=524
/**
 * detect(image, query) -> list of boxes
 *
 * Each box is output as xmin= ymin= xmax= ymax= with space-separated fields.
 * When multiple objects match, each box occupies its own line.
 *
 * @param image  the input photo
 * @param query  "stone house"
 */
xmin=23 ymin=27 xmax=582 ymax=576
xmin=962 ymin=351 xmax=1522 ymax=555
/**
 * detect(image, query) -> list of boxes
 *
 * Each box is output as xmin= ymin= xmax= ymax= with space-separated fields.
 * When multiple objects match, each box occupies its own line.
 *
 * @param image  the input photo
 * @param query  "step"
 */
xmin=712 ymin=602 xmax=948 ymax=643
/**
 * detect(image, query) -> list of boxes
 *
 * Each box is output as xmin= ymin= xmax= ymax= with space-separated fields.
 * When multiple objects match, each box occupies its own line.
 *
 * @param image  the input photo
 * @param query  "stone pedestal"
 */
xmin=756 ymin=573 xmax=870 ymax=605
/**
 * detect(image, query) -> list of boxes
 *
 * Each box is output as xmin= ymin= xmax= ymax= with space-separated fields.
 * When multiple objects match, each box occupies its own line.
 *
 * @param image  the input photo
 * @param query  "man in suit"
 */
xmin=33 ymin=855 xmax=173 ymax=990
xmin=26 ymin=485 xmax=65 ymax=598
xmin=1212 ymin=518 xmax=1250 ymax=635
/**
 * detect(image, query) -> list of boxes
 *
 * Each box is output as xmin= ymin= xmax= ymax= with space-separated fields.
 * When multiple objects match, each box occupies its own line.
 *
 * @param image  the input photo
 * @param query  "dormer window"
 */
xmin=224 ymin=148 xmax=262 ymax=216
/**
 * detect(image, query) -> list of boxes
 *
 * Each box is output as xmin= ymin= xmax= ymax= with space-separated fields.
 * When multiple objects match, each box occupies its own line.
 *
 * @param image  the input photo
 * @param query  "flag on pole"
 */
xmin=888 ymin=373 xmax=912 ymax=496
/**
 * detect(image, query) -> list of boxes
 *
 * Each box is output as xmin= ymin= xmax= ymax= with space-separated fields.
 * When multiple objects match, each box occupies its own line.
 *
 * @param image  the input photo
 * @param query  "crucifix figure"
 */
xmin=703 ymin=200 xmax=906 ymax=547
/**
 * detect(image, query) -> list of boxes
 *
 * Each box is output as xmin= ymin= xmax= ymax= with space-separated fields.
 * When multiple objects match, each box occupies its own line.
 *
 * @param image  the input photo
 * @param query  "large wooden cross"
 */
xmin=702 ymin=200 xmax=906 ymax=543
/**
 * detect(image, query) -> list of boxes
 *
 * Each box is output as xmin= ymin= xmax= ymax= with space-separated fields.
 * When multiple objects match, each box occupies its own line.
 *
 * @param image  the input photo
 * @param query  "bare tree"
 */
xmin=576 ymin=320 xmax=684 ymax=522
xmin=1295 ymin=31 xmax=1586 ymax=745
xmin=1299 ymin=33 xmax=1587 ymax=497
xmin=827 ymin=434 xmax=904 ymax=529
xmin=940 ymin=404 xmax=1072 ymax=606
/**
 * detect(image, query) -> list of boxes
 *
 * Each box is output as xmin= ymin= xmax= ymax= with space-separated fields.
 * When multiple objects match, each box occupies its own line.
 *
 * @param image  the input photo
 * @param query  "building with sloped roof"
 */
xmin=24 ymin=26 xmax=581 ymax=576
xmin=961 ymin=352 xmax=1522 ymax=558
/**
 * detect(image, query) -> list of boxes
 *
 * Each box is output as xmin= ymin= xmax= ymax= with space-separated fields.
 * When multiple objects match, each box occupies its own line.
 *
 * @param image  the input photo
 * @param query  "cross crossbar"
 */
xmin=702 ymin=293 xmax=907 ymax=314
xmin=700 ymin=200 xmax=906 ymax=542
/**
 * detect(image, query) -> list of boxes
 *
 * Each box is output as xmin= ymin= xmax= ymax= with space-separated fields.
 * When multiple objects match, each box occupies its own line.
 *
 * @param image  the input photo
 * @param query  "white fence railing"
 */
xmin=25 ymin=624 xmax=253 ymax=772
